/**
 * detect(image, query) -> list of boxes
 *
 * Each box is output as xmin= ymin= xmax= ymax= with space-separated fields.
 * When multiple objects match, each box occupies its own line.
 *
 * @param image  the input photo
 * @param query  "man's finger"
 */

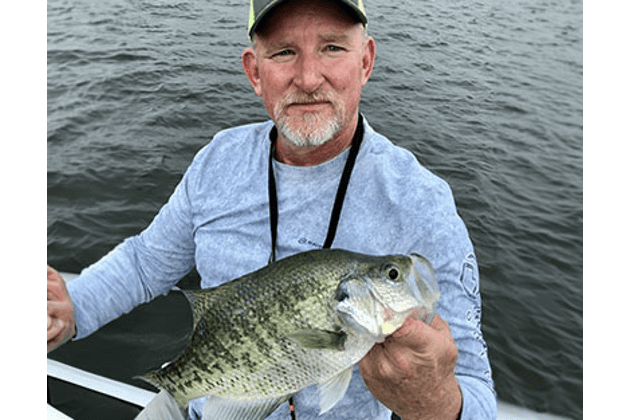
xmin=48 ymin=333 xmax=64 ymax=352
xmin=47 ymin=300 xmax=61 ymax=317
xmin=388 ymin=314 xmax=436 ymax=348
xmin=388 ymin=314 xmax=455 ymax=355
xmin=47 ymin=282 xmax=58 ymax=301
xmin=47 ymin=301 xmax=70 ymax=336
xmin=47 ymin=266 xmax=63 ymax=283
xmin=47 ymin=318 xmax=63 ymax=342
xmin=48 ymin=281 xmax=61 ymax=300
xmin=47 ymin=271 xmax=67 ymax=301
xmin=47 ymin=315 xmax=75 ymax=353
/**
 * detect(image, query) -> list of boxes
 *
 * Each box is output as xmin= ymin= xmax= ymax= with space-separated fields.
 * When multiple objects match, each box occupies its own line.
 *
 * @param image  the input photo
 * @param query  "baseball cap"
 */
xmin=248 ymin=0 xmax=368 ymax=40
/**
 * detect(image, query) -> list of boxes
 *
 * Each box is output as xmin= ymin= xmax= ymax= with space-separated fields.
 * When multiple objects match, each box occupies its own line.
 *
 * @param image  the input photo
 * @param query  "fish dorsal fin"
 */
xmin=180 ymin=289 xmax=203 ymax=330
xmin=201 ymin=396 xmax=288 ymax=420
xmin=287 ymin=329 xmax=347 ymax=350
xmin=317 ymin=365 xmax=354 ymax=414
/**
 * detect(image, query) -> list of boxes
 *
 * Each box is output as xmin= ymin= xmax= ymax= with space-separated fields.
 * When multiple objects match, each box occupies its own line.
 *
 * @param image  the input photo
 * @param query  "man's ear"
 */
xmin=361 ymin=37 xmax=376 ymax=87
xmin=242 ymin=47 xmax=263 ymax=97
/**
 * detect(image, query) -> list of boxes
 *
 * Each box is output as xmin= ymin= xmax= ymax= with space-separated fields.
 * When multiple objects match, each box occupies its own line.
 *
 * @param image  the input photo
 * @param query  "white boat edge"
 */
xmin=47 ymin=358 xmax=157 ymax=407
xmin=49 ymin=273 xmax=573 ymax=420
xmin=48 ymin=404 xmax=73 ymax=420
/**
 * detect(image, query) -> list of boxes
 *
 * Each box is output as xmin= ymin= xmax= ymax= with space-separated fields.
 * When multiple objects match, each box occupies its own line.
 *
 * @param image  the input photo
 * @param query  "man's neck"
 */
xmin=274 ymin=114 xmax=360 ymax=166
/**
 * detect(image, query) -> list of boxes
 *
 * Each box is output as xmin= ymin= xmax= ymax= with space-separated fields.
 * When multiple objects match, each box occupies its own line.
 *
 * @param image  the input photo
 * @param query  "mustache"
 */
xmin=280 ymin=90 xmax=337 ymax=107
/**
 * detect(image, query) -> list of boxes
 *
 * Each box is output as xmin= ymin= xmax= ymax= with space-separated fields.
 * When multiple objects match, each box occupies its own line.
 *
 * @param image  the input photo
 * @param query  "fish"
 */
xmin=136 ymin=248 xmax=440 ymax=420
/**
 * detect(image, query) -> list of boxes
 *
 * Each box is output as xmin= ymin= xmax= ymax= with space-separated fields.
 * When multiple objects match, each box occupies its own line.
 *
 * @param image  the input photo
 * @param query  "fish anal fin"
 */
xmin=318 ymin=365 xmax=354 ymax=414
xmin=201 ymin=396 xmax=288 ymax=420
xmin=287 ymin=329 xmax=347 ymax=350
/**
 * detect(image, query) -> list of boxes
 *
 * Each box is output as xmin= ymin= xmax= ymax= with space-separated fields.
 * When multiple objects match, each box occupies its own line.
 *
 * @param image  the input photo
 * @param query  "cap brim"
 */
xmin=248 ymin=0 xmax=368 ymax=40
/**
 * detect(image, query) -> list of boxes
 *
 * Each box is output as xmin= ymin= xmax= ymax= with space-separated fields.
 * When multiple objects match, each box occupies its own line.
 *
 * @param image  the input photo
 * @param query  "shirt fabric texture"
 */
xmin=68 ymin=117 xmax=497 ymax=419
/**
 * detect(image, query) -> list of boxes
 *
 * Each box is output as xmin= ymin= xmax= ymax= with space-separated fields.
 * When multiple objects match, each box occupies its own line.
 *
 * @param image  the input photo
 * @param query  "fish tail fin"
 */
xmin=135 ymin=389 xmax=187 ymax=420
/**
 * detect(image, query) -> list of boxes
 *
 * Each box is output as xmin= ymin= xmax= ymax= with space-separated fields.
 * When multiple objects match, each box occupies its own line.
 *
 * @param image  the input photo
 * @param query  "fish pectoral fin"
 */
xmin=201 ymin=395 xmax=288 ymax=420
xmin=287 ymin=329 xmax=347 ymax=350
xmin=135 ymin=390 xmax=187 ymax=420
xmin=318 ymin=365 xmax=354 ymax=414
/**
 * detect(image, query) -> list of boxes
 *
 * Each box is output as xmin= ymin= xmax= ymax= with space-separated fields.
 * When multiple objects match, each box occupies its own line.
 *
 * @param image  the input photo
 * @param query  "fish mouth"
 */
xmin=335 ymin=254 xmax=440 ymax=341
xmin=335 ymin=280 xmax=382 ymax=340
xmin=370 ymin=290 xmax=409 ymax=339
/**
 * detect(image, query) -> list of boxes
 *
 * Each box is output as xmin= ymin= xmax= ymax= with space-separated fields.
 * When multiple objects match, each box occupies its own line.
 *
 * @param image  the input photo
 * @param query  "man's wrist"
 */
xmin=399 ymin=376 xmax=462 ymax=420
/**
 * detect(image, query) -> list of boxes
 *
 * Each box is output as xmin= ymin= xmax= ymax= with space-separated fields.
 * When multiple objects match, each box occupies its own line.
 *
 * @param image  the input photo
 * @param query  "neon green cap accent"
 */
xmin=358 ymin=0 xmax=365 ymax=14
xmin=249 ymin=1 xmax=256 ymax=35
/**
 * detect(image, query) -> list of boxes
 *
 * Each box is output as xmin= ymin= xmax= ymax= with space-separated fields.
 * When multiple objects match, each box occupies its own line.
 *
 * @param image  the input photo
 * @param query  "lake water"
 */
xmin=47 ymin=0 xmax=583 ymax=419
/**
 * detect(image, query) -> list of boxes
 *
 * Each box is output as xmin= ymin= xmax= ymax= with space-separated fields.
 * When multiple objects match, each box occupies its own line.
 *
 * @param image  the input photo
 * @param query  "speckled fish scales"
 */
xmin=140 ymin=248 xmax=439 ymax=420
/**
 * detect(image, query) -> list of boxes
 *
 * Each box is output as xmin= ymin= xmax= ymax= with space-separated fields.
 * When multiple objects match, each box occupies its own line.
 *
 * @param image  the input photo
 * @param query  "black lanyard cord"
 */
xmin=268 ymin=114 xmax=364 ymax=262
xmin=266 ymin=115 xmax=364 ymax=418
xmin=268 ymin=133 xmax=280 ymax=264
xmin=322 ymin=116 xmax=364 ymax=249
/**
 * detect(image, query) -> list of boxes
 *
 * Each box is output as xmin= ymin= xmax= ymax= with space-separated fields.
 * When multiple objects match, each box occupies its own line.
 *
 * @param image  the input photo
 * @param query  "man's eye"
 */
xmin=326 ymin=45 xmax=343 ymax=52
xmin=270 ymin=49 xmax=294 ymax=62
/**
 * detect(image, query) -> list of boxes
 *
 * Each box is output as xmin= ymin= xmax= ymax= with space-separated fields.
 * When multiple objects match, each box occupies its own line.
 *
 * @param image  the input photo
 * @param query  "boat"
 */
xmin=47 ymin=273 xmax=572 ymax=420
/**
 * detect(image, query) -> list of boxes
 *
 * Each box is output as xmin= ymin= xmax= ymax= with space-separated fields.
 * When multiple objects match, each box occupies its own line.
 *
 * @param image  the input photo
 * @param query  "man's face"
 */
xmin=243 ymin=0 xmax=375 ymax=147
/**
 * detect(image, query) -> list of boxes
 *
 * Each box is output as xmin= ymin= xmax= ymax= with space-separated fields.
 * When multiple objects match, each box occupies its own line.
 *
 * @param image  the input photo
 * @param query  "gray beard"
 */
xmin=273 ymin=89 xmax=346 ymax=147
xmin=275 ymin=111 xmax=343 ymax=147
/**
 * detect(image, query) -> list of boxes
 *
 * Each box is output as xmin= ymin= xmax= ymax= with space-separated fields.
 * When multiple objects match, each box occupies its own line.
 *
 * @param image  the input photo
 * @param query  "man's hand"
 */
xmin=358 ymin=314 xmax=462 ymax=420
xmin=47 ymin=266 xmax=76 ymax=352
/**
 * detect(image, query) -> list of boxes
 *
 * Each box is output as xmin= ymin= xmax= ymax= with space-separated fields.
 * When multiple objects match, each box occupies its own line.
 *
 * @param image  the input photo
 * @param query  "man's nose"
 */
xmin=293 ymin=53 xmax=325 ymax=93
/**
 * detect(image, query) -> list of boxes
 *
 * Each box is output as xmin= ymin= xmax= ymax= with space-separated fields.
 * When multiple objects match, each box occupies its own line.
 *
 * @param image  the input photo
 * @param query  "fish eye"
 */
xmin=387 ymin=267 xmax=400 ymax=281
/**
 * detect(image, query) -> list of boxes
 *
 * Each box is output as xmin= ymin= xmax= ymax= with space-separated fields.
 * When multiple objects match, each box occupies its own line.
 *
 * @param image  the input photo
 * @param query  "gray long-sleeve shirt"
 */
xmin=68 ymin=117 xmax=497 ymax=419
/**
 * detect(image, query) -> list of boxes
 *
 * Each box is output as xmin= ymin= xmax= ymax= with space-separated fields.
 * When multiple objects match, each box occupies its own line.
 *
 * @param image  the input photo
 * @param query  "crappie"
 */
xmin=138 ymin=249 xmax=439 ymax=420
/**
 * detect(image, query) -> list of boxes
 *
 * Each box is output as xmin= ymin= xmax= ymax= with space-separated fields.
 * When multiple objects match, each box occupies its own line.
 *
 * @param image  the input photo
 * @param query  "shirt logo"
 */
xmin=298 ymin=237 xmax=322 ymax=248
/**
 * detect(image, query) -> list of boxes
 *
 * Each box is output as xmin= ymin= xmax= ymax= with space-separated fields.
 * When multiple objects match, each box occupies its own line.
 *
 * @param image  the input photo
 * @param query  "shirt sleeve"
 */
xmin=409 ymin=177 xmax=497 ymax=419
xmin=68 ymin=163 xmax=198 ymax=339
xmin=446 ymin=254 xmax=497 ymax=419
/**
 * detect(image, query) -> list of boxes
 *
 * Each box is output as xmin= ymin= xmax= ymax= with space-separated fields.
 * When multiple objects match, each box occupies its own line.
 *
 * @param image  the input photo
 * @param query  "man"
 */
xmin=47 ymin=1 xmax=497 ymax=419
